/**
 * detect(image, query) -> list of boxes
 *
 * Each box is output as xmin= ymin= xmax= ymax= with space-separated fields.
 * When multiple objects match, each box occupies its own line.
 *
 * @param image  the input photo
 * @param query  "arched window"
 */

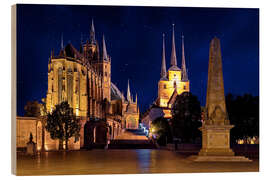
xmin=164 ymin=84 xmax=166 ymax=89
xmin=67 ymin=68 xmax=73 ymax=105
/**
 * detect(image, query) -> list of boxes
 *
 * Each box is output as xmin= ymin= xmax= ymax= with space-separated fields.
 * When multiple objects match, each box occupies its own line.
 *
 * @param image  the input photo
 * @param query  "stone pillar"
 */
xmin=80 ymin=118 xmax=87 ymax=148
xmin=199 ymin=37 xmax=234 ymax=156
xmin=190 ymin=37 xmax=251 ymax=162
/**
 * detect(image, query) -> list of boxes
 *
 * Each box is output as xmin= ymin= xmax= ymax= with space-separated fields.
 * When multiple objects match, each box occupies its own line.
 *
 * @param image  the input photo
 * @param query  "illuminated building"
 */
xmin=141 ymin=24 xmax=190 ymax=131
xmin=17 ymin=20 xmax=139 ymax=151
xmin=156 ymin=25 xmax=190 ymax=118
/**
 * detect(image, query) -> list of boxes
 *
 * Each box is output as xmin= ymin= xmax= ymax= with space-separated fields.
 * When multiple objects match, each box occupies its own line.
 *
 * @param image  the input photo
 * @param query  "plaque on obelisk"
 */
xmin=190 ymin=37 xmax=251 ymax=162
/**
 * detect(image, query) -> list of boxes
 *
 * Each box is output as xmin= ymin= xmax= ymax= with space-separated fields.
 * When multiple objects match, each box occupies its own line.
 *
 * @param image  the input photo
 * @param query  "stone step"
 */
xmin=188 ymin=155 xmax=252 ymax=162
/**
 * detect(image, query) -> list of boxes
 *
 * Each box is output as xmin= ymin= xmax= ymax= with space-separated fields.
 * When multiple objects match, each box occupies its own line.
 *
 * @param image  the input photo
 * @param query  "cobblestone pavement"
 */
xmin=16 ymin=149 xmax=259 ymax=175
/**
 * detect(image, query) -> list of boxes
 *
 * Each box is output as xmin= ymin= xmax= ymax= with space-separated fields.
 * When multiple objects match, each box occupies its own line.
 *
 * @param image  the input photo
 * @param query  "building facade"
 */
xmin=156 ymin=25 xmax=190 ymax=118
xmin=122 ymin=80 xmax=140 ymax=129
xmin=17 ymin=20 xmax=140 ymax=151
xmin=141 ymin=25 xmax=190 ymax=130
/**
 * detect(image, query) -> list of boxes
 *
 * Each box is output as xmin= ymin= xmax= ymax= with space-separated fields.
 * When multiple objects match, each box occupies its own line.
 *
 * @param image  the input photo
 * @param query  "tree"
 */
xmin=24 ymin=101 xmax=41 ymax=117
xmin=45 ymin=101 xmax=81 ymax=150
xmin=171 ymin=92 xmax=202 ymax=143
xmin=151 ymin=117 xmax=172 ymax=146
xmin=226 ymin=93 xmax=259 ymax=143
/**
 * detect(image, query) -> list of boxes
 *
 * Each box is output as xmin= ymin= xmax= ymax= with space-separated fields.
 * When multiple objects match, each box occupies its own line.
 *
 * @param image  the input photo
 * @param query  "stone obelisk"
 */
xmin=199 ymin=37 xmax=234 ymax=157
xmin=190 ymin=37 xmax=251 ymax=162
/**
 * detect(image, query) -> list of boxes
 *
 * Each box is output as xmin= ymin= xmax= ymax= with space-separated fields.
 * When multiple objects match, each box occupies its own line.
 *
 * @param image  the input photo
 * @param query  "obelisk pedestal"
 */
xmin=189 ymin=37 xmax=251 ymax=162
xmin=199 ymin=125 xmax=234 ymax=156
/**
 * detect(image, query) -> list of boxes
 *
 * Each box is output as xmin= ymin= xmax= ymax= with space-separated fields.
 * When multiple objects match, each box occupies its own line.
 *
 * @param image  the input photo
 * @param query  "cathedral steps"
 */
xmin=108 ymin=140 xmax=156 ymax=149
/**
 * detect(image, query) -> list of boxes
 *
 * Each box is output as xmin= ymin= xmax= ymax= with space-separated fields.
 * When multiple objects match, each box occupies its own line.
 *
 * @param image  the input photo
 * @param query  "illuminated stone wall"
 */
xmin=123 ymin=102 xmax=139 ymax=129
xmin=16 ymin=117 xmax=40 ymax=149
xmin=157 ymin=69 xmax=190 ymax=118
xmin=46 ymin=58 xmax=104 ymax=119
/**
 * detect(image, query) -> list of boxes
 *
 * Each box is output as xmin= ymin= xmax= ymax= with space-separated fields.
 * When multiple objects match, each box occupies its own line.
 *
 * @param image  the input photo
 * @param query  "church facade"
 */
xmin=156 ymin=25 xmax=190 ymax=118
xmin=142 ymin=25 xmax=190 ymax=130
xmin=16 ymin=20 xmax=139 ymax=151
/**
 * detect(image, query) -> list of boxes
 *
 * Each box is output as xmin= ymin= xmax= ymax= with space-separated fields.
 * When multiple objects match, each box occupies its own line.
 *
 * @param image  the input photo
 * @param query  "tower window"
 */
xmin=164 ymin=84 xmax=166 ymax=89
xmin=174 ymin=74 xmax=176 ymax=77
xmin=105 ymin=72 xmax=107 ymax=77
xmin=183 ymin=85 xmax=186 ymax=90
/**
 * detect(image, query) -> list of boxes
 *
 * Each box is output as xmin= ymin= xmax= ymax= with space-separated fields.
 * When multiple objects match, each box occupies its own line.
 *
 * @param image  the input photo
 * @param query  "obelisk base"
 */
xmin=189 ymin=125 xmax=252 ymax=162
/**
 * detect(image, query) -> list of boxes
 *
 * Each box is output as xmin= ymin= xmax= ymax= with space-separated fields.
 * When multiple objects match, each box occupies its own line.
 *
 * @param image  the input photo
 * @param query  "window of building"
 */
xmin=105 ymin=72 xmax=107 ymax=77
xmin=183 ymin=85 xmax=186 ymax=90
xmin=164 ymin=84 xmax=166 ymax=89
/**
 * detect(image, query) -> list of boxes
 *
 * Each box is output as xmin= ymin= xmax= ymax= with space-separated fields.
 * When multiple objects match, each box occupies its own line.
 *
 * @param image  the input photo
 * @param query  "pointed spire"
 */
xmin=160 ymin=33 xmax=167 ymax=79
xmin=181 ymin=34 xmax=188 ymax=81
xmin=61 ymin=33 xmax=64 ymax=50
xmin=90 ymin=19 xmax=96 ymax=44
xmin=170 ymin=24 xmax=177 ymax=66
xmin=79 ymin=33 xmax=83 ymax=53
xmin=102 ymin=34 xmax=108 ymax=60
xmin=127 ymin=79 xmax=131 ymax=102
xmin=121 ymin=91 xmax=125 ymax=101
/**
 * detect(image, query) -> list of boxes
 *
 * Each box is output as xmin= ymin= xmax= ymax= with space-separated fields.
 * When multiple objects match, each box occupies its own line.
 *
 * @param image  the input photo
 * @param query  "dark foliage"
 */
xmin=226 ymin=93 xmax=259 ymax=143
xmin=171 ymin=92 xmax=202 ymax=143
xmin=151 ymin=117 xmax=172 ymax=146
xmin=45 ymin=101 xmax=81 ymax=150
xmin=24 ymin=101 xmax=41 ymax=117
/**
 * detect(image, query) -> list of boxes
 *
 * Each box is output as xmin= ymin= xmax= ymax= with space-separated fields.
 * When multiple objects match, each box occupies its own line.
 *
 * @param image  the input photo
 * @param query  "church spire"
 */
xmin=160 ymin=33 xmax=167 ymax=79
xmin=181 ymin=34 xmax=188 ymax=81
xmin=102 ymin=34 xmax=108 ymax=60
xmin=90 ymin=19 xmax=96 ymax=44
xmin=61 ymin=33 xmax=64 ymax=50
xmin=170 ymin=24 xmax=177 ymax=66
xmin=127 ymin=79 xmax=131 ymax=102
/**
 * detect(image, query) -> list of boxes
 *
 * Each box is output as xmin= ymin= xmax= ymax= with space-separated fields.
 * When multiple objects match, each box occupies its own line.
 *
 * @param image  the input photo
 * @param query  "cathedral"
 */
xmin=16 ymin=20 xmax=139 ymax=151
xmin=142 ymin=25 xmax=190 ymax=129
xmin=156 ymin=24 xmax=190 ymax=118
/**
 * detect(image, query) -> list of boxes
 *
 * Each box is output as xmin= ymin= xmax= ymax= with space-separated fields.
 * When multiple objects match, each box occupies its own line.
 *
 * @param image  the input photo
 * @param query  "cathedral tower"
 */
xmin=156 ymin=25 xmax=190 ymax=118
xmin=99 ymin=35 xmax=111 ymax=102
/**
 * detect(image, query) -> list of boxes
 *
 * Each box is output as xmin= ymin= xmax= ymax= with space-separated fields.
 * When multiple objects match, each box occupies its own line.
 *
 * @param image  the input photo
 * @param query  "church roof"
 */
xmin=160 ymin=34 xmax=167 ymax=80
xmin=111 ymin=82 xmax=124 ymax=100
xmin=168 ymin=65 xmax=181 ymax=71
xmin=160 ymin=77 xmax=169 ymax=81
xmin=170 ymin=24 xmax=177 ymax=67
xmin=65 ymin=43 xmax=83 ymax=59
xmin=167 ymin=88 xmax=178 ymax=106
xmin=102 ymin=35 xmax=109 ymax=61
xmin=169 ymin=24 xmax=181 ymax=71
xmin=181 ymin=35 xmax=188 ymax=81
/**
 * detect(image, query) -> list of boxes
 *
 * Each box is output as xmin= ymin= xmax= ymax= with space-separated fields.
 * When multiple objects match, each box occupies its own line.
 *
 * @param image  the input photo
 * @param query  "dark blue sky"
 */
xmin=17 ymin=4 xmax=259 ymax=116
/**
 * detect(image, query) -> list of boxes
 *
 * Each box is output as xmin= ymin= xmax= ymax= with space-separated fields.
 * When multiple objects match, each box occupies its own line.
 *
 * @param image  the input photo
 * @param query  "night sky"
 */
xmin=17 ymin=4 xmax=259 ymax=116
